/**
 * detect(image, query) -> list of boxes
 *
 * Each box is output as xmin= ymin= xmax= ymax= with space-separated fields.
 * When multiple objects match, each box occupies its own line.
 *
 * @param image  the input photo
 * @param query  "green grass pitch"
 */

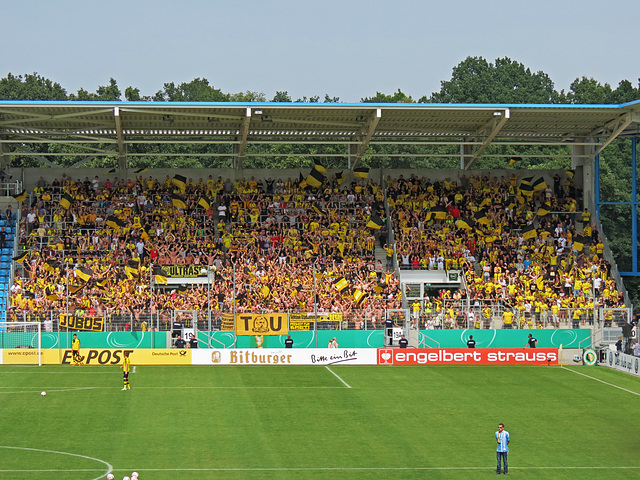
xmin=1 ymin=363 xmax=639 ymax=479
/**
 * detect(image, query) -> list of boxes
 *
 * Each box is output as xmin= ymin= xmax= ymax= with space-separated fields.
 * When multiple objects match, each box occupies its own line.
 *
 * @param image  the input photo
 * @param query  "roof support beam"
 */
xmin=351 ymin=109 xmax=381 ymax=171
xmin=113 ymin=107 xmax=127 ymax=169
xmin=463 ymin=108 xmax=510 ymax=170
xmin=237 ymin=108 xmax=252 ymax=159
xmin=592 ymin=112 xmax=636 ymax=157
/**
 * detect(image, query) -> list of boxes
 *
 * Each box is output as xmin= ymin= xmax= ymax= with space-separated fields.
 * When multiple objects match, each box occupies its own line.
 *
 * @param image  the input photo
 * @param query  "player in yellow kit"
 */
xmin=120 ymin=351 xmax=131 ymax=390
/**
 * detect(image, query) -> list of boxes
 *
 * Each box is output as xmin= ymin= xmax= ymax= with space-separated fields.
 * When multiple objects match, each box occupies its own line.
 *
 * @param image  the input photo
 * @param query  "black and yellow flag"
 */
xmin=520 ymin=176 xmax=534 ymax=185
xmin=60 ymin=193 xmax=73 ymax=209
xmin=354 ymin=167 xmax=369 ymax=179
xmin=566 ymin=169 xmax=575 ymax=179
xmin=12 ymin=251 xmax=28 ymax=263
xmin=172 ymin=174 xmax=187 ymax=191
xmin=171 ymin=193 xmax=187 ymax=210
xmin=103 ymin=168 xmax=116 ymax=176
xmin=366 ymin=211 xmax=385 ymax=229
xmin=75 ymin=266 xmax=93 ymax=282
xmin=537 ymin=203 xmax=552 ymax=216
xmin=333 ymin=277 xmax=349 ymax=293
xmin=521 ymin=225 xmax=537 ymax=240
xmin=260 ymin=285 xmax=271 ymax=298
xmin=456 ymin=218 xmax=475 ymax=230
xmin=518 ymin=184 xmax=534 ymax=197
xmin=335 ymin=171 xmax=346 ymax=185
xmin=106 ymin=216 xmax=125 ymax=229
xmin=532 ymin=177 xmax=547 ymax=192
xmin=430 ymin=206 xmax=448 ymax=220
xmin=125 ymin=260 xmax=139 ymax=279
xmin=306 ymin=168 xmax=325 ymax=188
xmin=353 ymin=289 xmax=368 ymax=306
xmin=96 ymin=277 xmax=109 ymax=288
xmin=314 ymin=160 xmax=328 ymax=174
xmin=290 ymin=285 xmax=301 ymax=297
xmin=198 ymin=196 xmax=212 ymax=211
xmin=43 ymin=259 xmax=60 ymax=274
xmin=508 ymin=156 xmax=522 ymax=166
xmin=134 ymin=167 xmax=149 ymax=174
xmin=152 ymin=266 xmax=168 ymax=285
xmin=12 ymin=191 xmax=27 ymax=202
xmin=68 ymin=284 xmax=86 ymax=295
xmin=540 ymin=228 xmax=553 ymax=240
xmin=474 ymin=210 xmax=490 ymax=225
xmin=573 ymin=234 xmax=586 ymax=252
xmin=312 ymin=204 xmax=327 ymax=216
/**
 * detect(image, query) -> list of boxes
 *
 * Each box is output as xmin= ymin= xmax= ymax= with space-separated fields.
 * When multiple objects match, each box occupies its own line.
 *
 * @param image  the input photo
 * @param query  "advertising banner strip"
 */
xmin=377 ymin=348 xmax=559 ymax=366
xmin=604 ymin=350 xmax=640 ymax=377
xmin=0 ymin=349 xmax=193 ymax=365
xmin=191 ymin=348 xmax=378 ymax=365
xmin=235 ymin=313 xmax=288 ymax=336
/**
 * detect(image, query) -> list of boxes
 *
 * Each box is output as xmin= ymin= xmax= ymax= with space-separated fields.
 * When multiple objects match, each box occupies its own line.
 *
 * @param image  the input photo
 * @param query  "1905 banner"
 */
xmin=235 ymin=313 xmax=288 ymax=336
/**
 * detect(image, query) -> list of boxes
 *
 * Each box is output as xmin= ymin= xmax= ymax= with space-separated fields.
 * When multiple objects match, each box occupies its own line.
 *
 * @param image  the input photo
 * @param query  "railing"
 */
xmin=8 ymin=306 xmax=630 ymax=333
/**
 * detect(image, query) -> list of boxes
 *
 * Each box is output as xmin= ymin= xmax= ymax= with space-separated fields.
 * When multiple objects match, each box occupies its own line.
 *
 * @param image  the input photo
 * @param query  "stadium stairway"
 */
xmin=0 ymin=219 xmax=15 ymax=321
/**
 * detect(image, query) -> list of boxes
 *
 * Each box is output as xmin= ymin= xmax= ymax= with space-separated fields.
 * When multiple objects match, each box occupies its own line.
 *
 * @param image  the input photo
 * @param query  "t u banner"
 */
xmin=235 ymin=313 xmax=288 ymax=336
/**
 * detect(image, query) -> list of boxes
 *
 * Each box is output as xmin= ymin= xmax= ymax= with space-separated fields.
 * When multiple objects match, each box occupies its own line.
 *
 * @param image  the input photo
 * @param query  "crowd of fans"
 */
xmin=389 ymin=172 xmax=626 ymax=327
xmin=9 ymin=172 xmax=398 ymax=328
xmin=6 ymin=168 xmax=627 ymax=330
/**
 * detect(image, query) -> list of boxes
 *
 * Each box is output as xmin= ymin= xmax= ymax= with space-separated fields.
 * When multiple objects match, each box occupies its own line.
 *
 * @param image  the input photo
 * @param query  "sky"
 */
xmin=1 ymin=0 xmax=638 ymax=103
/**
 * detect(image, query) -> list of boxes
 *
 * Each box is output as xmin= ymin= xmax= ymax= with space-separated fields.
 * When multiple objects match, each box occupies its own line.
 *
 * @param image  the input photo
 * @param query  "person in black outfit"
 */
xmin=399 ymin=335 xmax=408 ymax=348
xmin=173 ymin=335 xmax=186 ymax=348
xmin=284 ymin=335 xmax=293 ymax=348
xmin=467 ymin=335 xmax=476 ymax=348
xmin=385 ymin=317 xmax=398 ymax=346
xmin=615 ymin=335 xmax=623 ymax=352
xmin=525 ymin=334 xmax=538 ymax=348
xmin=188 ymin=334 xmax=198 ymax=349
xmin=0 ymin=227 xmax=6 ymax=249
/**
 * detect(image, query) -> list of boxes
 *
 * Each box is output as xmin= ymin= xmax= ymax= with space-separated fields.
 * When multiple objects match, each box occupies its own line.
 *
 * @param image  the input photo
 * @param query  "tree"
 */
xmin=362 ymin=89 xmax=414 ymax=103
xmin=0 ymin=73 xmax=67 ymax=100
xmin=152 ymin=78 xmax=229 ymax=102
xmin=124 ymin=86 xmax=151 ymax=102
xmin=69 ymin=78 xmax=122 ymax=101
xmin=427 ymin=56 xmax=560 ymax=104
xmin=271 ymin=91 xmax=292 ymax=102
xmin=566 ymin=77 xmax=613 ymax=104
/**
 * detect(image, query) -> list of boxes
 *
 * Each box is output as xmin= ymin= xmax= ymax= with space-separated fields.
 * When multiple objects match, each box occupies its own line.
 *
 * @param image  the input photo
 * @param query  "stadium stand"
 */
xmin=2 ymin=166 xmax=628 ymax=335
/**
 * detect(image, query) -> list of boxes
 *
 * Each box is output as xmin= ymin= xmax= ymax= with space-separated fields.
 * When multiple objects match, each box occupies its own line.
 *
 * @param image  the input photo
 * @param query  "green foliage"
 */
xmin=362 ymin=89 xmax=414 ymax=103
xmin=271 ymin=91 xmax=292 ymax=102
xmin=428 ymin=56 xmax=560 ymax=104
xmin=152 ymin=78 xmax=229 ymax=102
xmin=0 ymin=73 xmax=68 ymax=100
xmin=69 ymin=78 xmax=122 ymax=101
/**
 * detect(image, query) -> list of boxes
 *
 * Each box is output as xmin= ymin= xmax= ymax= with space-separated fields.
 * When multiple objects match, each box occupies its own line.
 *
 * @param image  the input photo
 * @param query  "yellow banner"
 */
xmin=59 ymin=314 xmax=104 ymax=332
xmin=163 ymin=265 xmax=205 ymax=278
xmin=235 ymin=313 xmax=288 ymax=336
xmin=290 ymin=312 xmax=342 ymax=322
xmin=2 ymin=349 xmax=40 ymax=364
xmin=16 ymin=348 xmax=194 ymax=365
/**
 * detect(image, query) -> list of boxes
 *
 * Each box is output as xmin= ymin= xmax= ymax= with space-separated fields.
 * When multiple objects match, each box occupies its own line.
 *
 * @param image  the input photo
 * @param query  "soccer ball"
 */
xmin=131 ymin=473 xmax=139 ymax=479
xmin=123 ymin=477 xmax=130 ymax=480
xmin=40 ymin=391 xmax=46 ymax=396
xmin=106 ymin=475 xmax=114 ymax=480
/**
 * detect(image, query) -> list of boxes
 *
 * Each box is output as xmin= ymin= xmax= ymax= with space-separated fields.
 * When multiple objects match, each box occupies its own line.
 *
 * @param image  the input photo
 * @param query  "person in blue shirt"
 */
xmin=495 ymin=423 xmax=510 ymax=474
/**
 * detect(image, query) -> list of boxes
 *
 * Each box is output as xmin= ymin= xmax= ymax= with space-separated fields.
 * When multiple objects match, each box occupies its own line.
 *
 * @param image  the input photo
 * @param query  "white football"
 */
xmin=40 ymin=391 xmax=46 ymax=396
xmin=123 ymin=477 xmax=130 ymax=480
xmin=131 ymin=473 xmax=139 ymax=479
xmin=106 ymin=475 xmax=114 ymax=480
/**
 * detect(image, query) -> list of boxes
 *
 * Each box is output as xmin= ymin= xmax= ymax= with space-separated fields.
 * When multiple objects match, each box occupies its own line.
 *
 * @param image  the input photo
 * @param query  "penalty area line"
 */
xmin=325 ymin=366 xmax=351 ymax=388
xmin=114 ymin=466 xmax=640 ymax=472
xmin=561 ymin=366 xmax=640 ymax=397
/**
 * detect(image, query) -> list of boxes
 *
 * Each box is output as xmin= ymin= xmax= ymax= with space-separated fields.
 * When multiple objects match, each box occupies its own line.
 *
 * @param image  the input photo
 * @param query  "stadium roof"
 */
xmin=1 ymin=100 xmax=639 ymax=169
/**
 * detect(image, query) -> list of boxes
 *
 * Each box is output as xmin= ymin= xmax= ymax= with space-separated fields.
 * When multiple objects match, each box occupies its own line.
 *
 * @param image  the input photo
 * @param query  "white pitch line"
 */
xmin=325 ymin=366 xmax=351 ymax=388
xmin=107 ymin=466 xmax=640 ymax=472
xmin=561 ymin=366 xmax=640 ymax=397
xmin=133 ymin=366 xmax=136 ymax=374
